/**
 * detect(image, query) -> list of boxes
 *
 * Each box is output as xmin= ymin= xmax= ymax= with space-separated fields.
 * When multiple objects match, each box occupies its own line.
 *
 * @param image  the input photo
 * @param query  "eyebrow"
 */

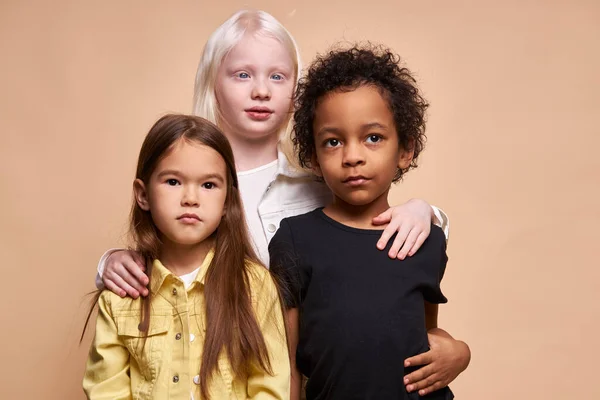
xmin=156 ymin=170 xmax=225 ymax=182
xmin=316 ymin=122 xmax=389 ymax=137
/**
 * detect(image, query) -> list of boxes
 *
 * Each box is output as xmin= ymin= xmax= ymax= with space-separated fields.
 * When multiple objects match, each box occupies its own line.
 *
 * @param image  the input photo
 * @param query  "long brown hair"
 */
xmin=84 ymin=114 xmax=276 ymax=398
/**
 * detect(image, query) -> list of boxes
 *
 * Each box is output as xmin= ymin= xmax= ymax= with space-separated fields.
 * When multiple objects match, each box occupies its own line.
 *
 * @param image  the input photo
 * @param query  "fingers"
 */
xmin=404 ymin=350 xmax=433 ymax=368
xmin=406 ymin=372 xmax=445 ymax=395
xmin=376 ymin=219 xmax=401 ymax=250
xmin=125 ymin=253 xmax=149 ymax=292
xmin=408 ymin=231 xmax=429 ymax=257
xmin=387 ymin=223 xmax=411 ymax=258
xmin=102 ymin=277 xmax=126 ymax=298
xmin=130 ymin=251 xmax=147 ymax=274
xmin=107 ymin=268 xmax=141 ymax=299
xmin=396 ymin=227 xmax=420 ymax=260
xmin=121 ymin=259 xmax=149 ymax=297
xmin=105 ymin=274 xmax=140 ymax=299
xmin=372 ymin=208 xmax=393 ymax=225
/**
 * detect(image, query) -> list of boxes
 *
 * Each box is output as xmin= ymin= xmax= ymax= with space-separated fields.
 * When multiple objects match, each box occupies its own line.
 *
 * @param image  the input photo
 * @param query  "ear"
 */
xmin=133 ymin=179 xmax=151 ymax=211
xmin=311 ymin=152 xmax=323 ymax=178
xmin=398 ymin=140 xmax=415 ymax=171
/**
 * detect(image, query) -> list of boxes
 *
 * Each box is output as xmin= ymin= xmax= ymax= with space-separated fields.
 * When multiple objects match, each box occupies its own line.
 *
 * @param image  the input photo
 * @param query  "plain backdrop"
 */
xmin=1 ymin=1 xmax=599 ymax=398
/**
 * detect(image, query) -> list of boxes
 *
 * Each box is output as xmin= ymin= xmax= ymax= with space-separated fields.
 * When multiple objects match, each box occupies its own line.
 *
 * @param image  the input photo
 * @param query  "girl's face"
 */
xmin=215 ymin=32 xmax=295 ymax=142
xmin=134 ymin=139 xmax=228 ymax=247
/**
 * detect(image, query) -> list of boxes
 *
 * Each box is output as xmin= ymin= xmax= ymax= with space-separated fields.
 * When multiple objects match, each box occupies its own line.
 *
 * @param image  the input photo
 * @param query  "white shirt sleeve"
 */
xmin=95 ymin=248 xmax=123 ymax=290
xmin=431 ymin=206 xmax=450 ymax=243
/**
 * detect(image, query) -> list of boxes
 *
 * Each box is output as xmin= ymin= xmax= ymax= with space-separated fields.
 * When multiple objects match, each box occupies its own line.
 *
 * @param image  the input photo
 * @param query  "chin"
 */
xmin=338 ymin=193 xmax=377 ymax=207
xmin=240 ymin=124 xmax=280 ymax=139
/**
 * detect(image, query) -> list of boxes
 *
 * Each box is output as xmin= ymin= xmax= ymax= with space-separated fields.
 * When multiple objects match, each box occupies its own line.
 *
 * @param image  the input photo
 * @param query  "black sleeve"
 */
xmin=423 ymin=225 xmax=449 ymax=304
xmin=268 ymin=218 xmax=302 ymax=309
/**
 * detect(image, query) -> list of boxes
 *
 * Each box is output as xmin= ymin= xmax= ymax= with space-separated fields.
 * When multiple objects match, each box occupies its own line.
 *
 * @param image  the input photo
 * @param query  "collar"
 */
xmin=276 ymin=146 xmax=314 ymax=179
xmin=149 ymin=248 xmax=215 ymax=294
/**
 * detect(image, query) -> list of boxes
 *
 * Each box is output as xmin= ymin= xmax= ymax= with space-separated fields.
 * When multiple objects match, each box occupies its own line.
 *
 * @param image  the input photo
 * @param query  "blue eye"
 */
xmin=237 ymin=72 xmax=250 ymax=79
xmin=271 ymin=74 xmax=283 ymax=81
xmin=324 ymin=139 xmax=341 ymax=148
xmin=166 ymin=179 xmax=180 ymax=186
xmin=366 ymin=135 xmax=382 ymax=144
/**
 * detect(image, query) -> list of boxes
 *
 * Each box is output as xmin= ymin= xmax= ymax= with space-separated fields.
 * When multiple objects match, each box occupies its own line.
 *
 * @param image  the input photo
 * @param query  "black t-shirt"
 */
xmin=269 ymin=208 xmax=454 ymax=400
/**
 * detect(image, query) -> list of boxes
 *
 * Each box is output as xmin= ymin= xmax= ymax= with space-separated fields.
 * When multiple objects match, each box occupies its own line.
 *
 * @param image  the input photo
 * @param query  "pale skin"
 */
xmin=100 ymin=32 xmax=469 ymax=395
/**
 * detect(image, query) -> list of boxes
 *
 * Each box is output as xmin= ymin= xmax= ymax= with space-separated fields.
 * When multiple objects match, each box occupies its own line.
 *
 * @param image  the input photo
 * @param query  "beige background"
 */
xmin=1 ymin=0 xmax=599 ymax=398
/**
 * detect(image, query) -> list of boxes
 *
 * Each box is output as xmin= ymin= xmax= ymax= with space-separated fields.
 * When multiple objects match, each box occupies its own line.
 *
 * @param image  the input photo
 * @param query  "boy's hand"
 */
xmin=373 ymin=198 xmax=433 ymax=259
xmin=102 ymin=250 xmax=149 ymax=298
xmin=404 ymin=328 xmax=471 ymax=395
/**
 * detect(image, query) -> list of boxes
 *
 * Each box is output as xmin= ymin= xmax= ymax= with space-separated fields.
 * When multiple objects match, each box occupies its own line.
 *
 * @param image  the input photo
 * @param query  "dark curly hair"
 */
xmin=292 ymin=44 xmax=429 ymax=181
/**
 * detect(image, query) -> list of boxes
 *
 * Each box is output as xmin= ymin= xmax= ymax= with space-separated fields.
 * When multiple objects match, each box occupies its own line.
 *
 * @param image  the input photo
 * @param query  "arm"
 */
xmin=404 ymin=236 xmax=470 ymax=396
xmin=247 ymin=273 xmax=291 ymax=399
xmin=267 ymin=218 xmax=304 ymax=399
xmin=82 ymin=293 xmax=132 ymax=400
xmin=286 ymin=308 xmax=302 ymax=400
xmin=372 ymin=199 xmax=450 ymax=260
xmin=95 ymin=249 xmax=149 ymax=298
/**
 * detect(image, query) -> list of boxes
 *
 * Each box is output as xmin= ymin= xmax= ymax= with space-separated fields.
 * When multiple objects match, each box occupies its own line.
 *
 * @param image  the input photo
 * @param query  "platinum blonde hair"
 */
xmin=193 ymin=9 xmax=302 ymax=146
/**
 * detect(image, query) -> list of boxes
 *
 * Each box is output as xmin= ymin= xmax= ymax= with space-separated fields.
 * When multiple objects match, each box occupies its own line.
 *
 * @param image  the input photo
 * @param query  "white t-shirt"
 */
xmin=237 ymin=160 xmax=278 ymax=264
xmin=179 ymin=267 xmax=200 ymax=289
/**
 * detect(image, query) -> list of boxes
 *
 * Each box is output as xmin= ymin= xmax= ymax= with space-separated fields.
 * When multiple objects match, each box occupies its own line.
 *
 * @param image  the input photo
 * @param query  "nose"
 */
xmin=251 ymin=77 xmax=271 ymax=100
xmin=342 ymin=142 xmax=366 ymax=167
xmin=181 ymin=186 xmax=199 ymax=207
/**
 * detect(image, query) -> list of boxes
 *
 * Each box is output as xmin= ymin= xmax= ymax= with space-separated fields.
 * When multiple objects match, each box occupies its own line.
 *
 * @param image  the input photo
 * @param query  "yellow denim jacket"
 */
xmin=83 ymin=250 xmax=290 ymax=399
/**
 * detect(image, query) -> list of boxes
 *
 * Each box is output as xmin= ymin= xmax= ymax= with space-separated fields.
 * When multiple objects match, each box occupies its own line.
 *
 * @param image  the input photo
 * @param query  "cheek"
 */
xmin=274 ymin=84 xmax=294 ymax=110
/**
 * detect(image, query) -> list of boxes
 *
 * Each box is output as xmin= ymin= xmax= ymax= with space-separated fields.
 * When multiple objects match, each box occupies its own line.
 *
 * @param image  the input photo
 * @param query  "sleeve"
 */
xmin=268 ymin=219 xmax=302 ymax=309
xmin=82 ymin=292 xmax=132 ymax=400
xmin=95 ymin=248 xmax=123 ymax=290
xmin=247 ymin=271 xmax=291 ymax=399
xmin=431 ymin=205 xmax=450 ymax=243
xmin=422 ymin=226 xmax=449 ymax=305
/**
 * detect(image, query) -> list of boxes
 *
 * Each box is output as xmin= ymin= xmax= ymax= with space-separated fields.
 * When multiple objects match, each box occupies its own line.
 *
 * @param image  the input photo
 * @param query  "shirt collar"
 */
xmin=150 ymin=248 xmax=215 ymax=294
xmin=276 ymin=147 xmax=313 ymax=179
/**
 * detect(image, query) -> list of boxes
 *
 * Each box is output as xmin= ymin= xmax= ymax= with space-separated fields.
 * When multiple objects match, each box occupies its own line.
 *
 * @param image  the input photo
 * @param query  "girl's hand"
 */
xmin=403 ymin=328 xmax=471 ymax=396
xmin=102 ymin=250 xmax=149 ymax=298
xmin=372 ymin=198 xmax=433 ymax=259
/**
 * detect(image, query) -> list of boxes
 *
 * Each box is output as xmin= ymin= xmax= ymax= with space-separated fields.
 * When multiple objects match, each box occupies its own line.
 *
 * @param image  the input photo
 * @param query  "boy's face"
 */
xmin=312 ymin=84 xmax=413 ymax=206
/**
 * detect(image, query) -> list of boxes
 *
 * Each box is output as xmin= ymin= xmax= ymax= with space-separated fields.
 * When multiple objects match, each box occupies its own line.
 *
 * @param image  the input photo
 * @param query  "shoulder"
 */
xmin=98 ymin=289 xmax=141 ymax=316
xmin=245 ymin=261 xmax=281 ymax=303
xmin=429 ymin=224 xmax=446 ymax=247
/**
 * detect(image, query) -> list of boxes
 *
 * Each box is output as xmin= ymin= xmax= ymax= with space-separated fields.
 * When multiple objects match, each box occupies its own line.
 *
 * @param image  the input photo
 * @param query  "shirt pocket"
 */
xmin=116 ymin=315 xmax=171 ymax=380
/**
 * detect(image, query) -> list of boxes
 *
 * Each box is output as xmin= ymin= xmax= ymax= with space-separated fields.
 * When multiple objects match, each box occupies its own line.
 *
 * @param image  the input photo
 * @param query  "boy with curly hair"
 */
xmin=269 ymin=44 xmax=465 ymax=399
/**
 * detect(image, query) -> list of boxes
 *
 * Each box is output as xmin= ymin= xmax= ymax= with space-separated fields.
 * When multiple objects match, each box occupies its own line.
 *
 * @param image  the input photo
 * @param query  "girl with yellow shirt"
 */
xmin=82 ymin=114 xmax=289 ymax=399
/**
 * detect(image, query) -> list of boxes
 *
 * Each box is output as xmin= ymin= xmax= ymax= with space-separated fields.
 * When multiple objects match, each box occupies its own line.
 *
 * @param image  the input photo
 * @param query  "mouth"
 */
xmin=245 ymin=107 xmax=274 ymax=120
xmin=177 ymin=213 xmax=201 ymax=224
xmin=342 ymin=175 xmax=371 ymax=186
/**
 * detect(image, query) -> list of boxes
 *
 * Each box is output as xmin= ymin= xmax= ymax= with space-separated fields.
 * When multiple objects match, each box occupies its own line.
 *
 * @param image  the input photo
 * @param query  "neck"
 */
xmin=158 ymin=236 xmax=214 ymax=277
xmin=324 ymin=189 xmax=391 ymax=230
xmin=223 ymin=131 xmax=279 ymax=172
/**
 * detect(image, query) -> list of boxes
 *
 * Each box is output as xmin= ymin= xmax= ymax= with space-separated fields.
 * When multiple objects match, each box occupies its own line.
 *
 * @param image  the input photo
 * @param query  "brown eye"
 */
xmin=325 ymin=139 xmax=340 ymax=147
xmin=366 ymin=135 xmax=382 ymax=143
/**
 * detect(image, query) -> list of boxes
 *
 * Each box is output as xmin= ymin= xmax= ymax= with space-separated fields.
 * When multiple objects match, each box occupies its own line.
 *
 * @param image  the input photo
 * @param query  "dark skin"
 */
xmin=285 ymin=85 xmax=470 ymax=397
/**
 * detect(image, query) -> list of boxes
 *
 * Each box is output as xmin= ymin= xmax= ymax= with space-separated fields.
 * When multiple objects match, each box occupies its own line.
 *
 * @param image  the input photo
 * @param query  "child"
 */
xmin=83 ymin=114 xmax=290 ymax=399
xmin=269 ymin=45 xmax=463 ymax=399
xmin=94 ymin=10 xmax=467 ymax=393
xmin=97 ymin=9 xmax=449 ymax=292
